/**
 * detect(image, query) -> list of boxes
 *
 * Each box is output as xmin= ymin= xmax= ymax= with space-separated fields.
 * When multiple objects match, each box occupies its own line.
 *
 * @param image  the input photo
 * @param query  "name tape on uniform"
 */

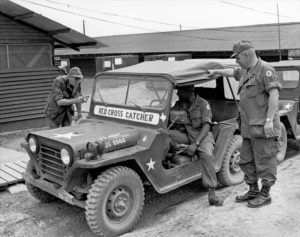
xmin=94 ymin=105 xmax=160 ymax=125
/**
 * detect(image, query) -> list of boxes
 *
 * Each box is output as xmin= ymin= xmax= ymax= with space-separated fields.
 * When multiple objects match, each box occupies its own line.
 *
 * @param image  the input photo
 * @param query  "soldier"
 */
xmin=207 ymin=40 xmax=282 ymax=208
xmin=45 ymin=67 xmax=86 ymax=129
xmin=169 ymin=85 xmax=224 ymax=206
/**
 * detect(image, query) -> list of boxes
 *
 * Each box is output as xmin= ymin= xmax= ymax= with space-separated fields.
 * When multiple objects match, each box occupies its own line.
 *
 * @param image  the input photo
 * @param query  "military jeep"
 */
xmin=23 ymin=60 xmax=244 ymax=237
xmin=263 ymin=60 xmax=300 ymax=162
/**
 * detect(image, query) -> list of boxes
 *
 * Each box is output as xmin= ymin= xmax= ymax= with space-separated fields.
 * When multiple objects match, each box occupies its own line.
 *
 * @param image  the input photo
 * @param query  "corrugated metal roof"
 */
xmin=0 ymin=0 xmax=107 ymax=51
xmin=56 ymin=22 xmax=300 ymax=55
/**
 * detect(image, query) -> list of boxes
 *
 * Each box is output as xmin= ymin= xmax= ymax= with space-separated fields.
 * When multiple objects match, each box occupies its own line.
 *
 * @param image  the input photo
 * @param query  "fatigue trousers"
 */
xmin=240 ymin=137 xmax=278 ymax=187
xmin=46 ymin=115 xmax=72 ymax=129
xmin=169 ymin=130 xmax=218 ymax=188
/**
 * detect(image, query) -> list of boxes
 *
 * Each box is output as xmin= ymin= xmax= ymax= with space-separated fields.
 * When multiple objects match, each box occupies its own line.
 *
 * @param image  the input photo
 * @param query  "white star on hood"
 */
xmin=146 ymin=158 xmax=156 ymax=171
xmin=52 ymin=132 xmax=82 ymax=139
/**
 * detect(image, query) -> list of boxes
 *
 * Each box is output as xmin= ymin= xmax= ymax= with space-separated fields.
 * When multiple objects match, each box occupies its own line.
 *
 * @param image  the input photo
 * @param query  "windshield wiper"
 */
xmin=130 ymin=101 xmax=146 ymax=113
xmin=97 ymin=88 xmax=108 ymax=107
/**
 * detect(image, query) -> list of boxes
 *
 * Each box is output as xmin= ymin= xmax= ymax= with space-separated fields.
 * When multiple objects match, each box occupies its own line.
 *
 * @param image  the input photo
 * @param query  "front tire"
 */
xmin=25 ymin=160 xmax=57 ymax=202
xmin=277 ymin=122 xmax=287 ymax=162
xmin=85 ymin=166 xmax=144 ymax=237
xmin=218 ymin=135 xmax=244 ymax=186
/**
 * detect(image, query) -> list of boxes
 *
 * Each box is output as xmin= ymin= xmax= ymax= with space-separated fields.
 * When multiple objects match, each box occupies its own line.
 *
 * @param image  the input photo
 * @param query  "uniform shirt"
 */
xmin=45 ymin=75 xmax=81 ymax=124
xmin=172 ymin=95 xmax=213 ymax=143
xmin=234 ymin=59 xmax=282 ymax=138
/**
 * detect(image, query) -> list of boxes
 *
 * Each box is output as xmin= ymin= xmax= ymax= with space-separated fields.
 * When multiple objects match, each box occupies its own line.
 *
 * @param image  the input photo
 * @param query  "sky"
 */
xmin=11 ymin=0 xmax=300 ymax=37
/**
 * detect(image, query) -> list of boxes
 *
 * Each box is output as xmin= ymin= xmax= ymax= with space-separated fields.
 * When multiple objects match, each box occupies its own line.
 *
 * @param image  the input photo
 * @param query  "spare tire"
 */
xmin=277 ymin=122 xmax=287 ymax=162
xmin=218 ymin=135 xmax=244 ymax=186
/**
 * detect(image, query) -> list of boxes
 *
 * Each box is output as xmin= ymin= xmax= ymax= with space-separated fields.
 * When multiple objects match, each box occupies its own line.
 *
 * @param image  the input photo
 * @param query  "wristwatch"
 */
xmin=266 ymin=118 xmax=272 ymax=122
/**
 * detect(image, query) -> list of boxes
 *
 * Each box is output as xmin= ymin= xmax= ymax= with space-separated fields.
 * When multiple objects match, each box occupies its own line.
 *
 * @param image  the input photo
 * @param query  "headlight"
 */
xmin=28 ymin=136 xmax=38 ymax=153
xmin=61 ymin=148 xmax=71 ymax=165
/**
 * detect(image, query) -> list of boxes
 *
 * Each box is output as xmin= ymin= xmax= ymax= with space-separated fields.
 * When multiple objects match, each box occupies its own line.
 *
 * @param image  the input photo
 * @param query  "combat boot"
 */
xmin=208 ymin=188 xmax=224 ymax=206
xmin=235 ymin=182 xmax=259 ymax=203
xmin=248 ymin=185 xmax=271 ymax=208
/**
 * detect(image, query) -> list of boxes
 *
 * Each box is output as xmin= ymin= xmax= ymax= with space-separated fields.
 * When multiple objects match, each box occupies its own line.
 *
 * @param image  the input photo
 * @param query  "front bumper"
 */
xmin=23 ymin=172 xmax=85 ymax=208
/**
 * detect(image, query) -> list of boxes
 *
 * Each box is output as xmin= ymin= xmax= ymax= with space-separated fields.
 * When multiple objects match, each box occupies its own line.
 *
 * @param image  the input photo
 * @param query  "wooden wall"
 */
xmin=0 ymin=13 xmax=57 ymax=131
xmin=0 ymin=14 xmax=52 ymax=44
xmin=0 ymin=67 xmax=59 ymax=125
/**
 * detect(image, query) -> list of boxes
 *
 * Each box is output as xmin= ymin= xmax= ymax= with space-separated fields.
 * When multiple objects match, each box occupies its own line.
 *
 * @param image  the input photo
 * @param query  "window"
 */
xmin=277 ymin=70 xmax=299 ymax=88
xmin=94 ymin=76 xmax=171 ymax=110
xmin=0 ymin=45 xmax=8 ymax=69
xmin=0 ymin=44 xmax=51 ymax=70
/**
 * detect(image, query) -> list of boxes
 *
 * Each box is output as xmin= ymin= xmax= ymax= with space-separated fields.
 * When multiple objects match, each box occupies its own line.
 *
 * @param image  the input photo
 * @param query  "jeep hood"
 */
xmin=31 ymin=121 xmax=140 ymax=150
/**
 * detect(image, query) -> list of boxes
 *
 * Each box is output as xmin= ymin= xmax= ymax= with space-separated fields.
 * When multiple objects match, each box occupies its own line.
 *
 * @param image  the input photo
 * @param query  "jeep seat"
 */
xmin=206 ymin=99 xmax=239 ymax=123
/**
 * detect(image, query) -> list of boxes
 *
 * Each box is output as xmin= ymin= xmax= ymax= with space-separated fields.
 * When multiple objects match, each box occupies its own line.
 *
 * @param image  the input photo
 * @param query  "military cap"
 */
xmin=230 ymin=40 xmax=254 ymax=58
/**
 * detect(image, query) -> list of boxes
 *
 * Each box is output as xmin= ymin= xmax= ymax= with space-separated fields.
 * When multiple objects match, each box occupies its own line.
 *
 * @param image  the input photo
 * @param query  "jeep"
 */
xmin=271 ymin=60 xmax=300 ymax=161
xmin=23 ymin=60 xmax=245 ymax=237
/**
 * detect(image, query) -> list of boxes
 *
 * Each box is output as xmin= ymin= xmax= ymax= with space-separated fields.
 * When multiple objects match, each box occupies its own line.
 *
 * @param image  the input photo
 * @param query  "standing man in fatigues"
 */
xmin=45 ymin=67 xmax=86 ymax=129
xmin=169 ymin=85 xmax=224 ymax=206
xmin=207 ymin=40 xmax=282 ymax=208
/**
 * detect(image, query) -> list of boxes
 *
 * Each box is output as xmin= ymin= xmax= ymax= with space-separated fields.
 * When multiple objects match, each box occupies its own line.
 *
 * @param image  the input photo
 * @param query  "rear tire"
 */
xmin=277 ymin=122 xmax=287 ymax=162
xmin=25 ymin=160 xmax=57 ymax=202
xmin=218 ymin=135 xmax=244 ymax=186
xmin=85 ymin=166 xmax=144 ymax=237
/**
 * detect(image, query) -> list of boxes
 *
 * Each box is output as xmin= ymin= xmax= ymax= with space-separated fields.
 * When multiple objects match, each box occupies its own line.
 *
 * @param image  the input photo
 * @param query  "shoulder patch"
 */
xmin=266 ymin=70 xmax=272 ymax=77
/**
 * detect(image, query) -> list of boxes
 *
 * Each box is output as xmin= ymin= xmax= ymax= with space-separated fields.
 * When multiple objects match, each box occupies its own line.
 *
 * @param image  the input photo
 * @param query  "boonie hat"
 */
xmin=68 ymin=67 xmax=83 ymax=79
xmin=230 ymin=40 xmax=254 ymax=58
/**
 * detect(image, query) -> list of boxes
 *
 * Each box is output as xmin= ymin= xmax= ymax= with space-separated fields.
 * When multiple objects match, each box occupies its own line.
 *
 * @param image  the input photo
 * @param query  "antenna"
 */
xmin=83 ymin=19 xmax=86 ymax=35
xmin=277 ymin=3 xmax=282 ymax=61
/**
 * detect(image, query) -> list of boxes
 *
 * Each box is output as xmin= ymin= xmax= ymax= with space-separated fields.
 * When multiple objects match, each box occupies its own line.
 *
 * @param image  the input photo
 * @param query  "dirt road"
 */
xmin=1 ymin=142 xmax=300 ymax=237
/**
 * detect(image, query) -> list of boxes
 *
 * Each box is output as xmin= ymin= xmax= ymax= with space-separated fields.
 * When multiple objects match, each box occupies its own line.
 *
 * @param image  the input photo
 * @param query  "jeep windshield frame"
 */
xmin=92 ymin=75 xmax=172 ymax=110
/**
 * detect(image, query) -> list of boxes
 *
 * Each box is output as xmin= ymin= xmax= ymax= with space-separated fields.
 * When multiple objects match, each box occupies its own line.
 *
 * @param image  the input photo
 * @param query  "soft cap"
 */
xmin=230 ymin=40 xmax=254 ymax=58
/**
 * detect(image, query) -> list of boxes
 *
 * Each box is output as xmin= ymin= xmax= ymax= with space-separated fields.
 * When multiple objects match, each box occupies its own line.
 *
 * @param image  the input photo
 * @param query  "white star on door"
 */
xmin=52 ymin=132 xmax=82 ymax=139
xmin=284 ymin=103 xmax=292 ymax=110
xmin=146 ymin=158 xmax=156 ymax=171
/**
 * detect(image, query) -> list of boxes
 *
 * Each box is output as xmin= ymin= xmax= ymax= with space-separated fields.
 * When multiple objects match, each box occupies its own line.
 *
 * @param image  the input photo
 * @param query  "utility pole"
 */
xmin=277 ymin=3 xmax=282 ymax=61
xmin=83 ymin=19 xmax=86 ymax=35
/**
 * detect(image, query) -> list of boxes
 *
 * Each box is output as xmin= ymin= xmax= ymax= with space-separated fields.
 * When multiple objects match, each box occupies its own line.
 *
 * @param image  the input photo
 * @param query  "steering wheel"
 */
xmin=150 ymin=99 xmax=165 ymax=107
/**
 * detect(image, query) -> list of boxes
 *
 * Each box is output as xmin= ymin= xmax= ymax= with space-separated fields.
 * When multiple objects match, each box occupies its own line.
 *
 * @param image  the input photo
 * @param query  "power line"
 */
xmin=220 ymin=0 xmax=297 ymax=20
xmin=45 ymin=0 xmax=198 ymax=30
xmin=17 ymin=0 xmax=232 ymax=41
xmin=15 ymin=0 xmax=299 ymax=42
xmin=44 ymin=0 xmax=281 ymax=34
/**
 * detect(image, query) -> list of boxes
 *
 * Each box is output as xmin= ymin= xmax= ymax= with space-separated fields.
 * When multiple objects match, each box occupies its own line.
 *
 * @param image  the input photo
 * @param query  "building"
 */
xmin=0 ymin=0 xmax=106 ymax=132
xmin=56 ymin=22 xmax=300 ymax=75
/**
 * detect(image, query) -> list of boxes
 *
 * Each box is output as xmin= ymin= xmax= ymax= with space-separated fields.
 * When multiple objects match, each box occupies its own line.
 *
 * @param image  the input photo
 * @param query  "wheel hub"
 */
xmin=107 ymin=187 xmax=131 ymax=219
xmin=230 ymin=150 xmax=241 ymax=174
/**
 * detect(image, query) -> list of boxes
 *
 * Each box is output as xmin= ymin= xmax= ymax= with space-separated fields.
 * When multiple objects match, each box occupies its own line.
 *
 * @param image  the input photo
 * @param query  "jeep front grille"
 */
xmin=39 ymin=144 xmax=64 ymax=184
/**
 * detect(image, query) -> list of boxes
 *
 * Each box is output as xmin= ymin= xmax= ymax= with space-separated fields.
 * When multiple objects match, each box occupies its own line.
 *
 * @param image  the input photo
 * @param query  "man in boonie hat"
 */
xmin=168 ymin=84 xmax=224 ymax=206
xmin=45 ymin=67 xmax=87 ymax=128
xmin=207 ymin=40 xmax=282 ymax=208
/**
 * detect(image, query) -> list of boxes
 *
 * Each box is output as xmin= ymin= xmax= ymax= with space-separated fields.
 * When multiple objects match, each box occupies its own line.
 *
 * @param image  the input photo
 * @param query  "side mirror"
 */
xmin=169 ymin=110 xmax=188 ymax=124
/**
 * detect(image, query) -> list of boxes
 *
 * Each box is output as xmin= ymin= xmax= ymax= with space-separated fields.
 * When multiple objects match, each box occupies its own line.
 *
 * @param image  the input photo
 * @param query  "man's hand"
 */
xmin=207 ymin=70 xmax=220 ymax=79
xmin=75 ymin=96 xmax=85 ymax=104
xmin=185 ymin=143 xmax=198 ymax=156
xmin=264 ymin=120 xmax=274 ymax=138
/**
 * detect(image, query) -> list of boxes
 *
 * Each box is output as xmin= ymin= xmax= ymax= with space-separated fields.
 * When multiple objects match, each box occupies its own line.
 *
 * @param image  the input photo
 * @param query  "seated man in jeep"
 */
xmin=169 ymin=85 xmax=224 ymax=206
